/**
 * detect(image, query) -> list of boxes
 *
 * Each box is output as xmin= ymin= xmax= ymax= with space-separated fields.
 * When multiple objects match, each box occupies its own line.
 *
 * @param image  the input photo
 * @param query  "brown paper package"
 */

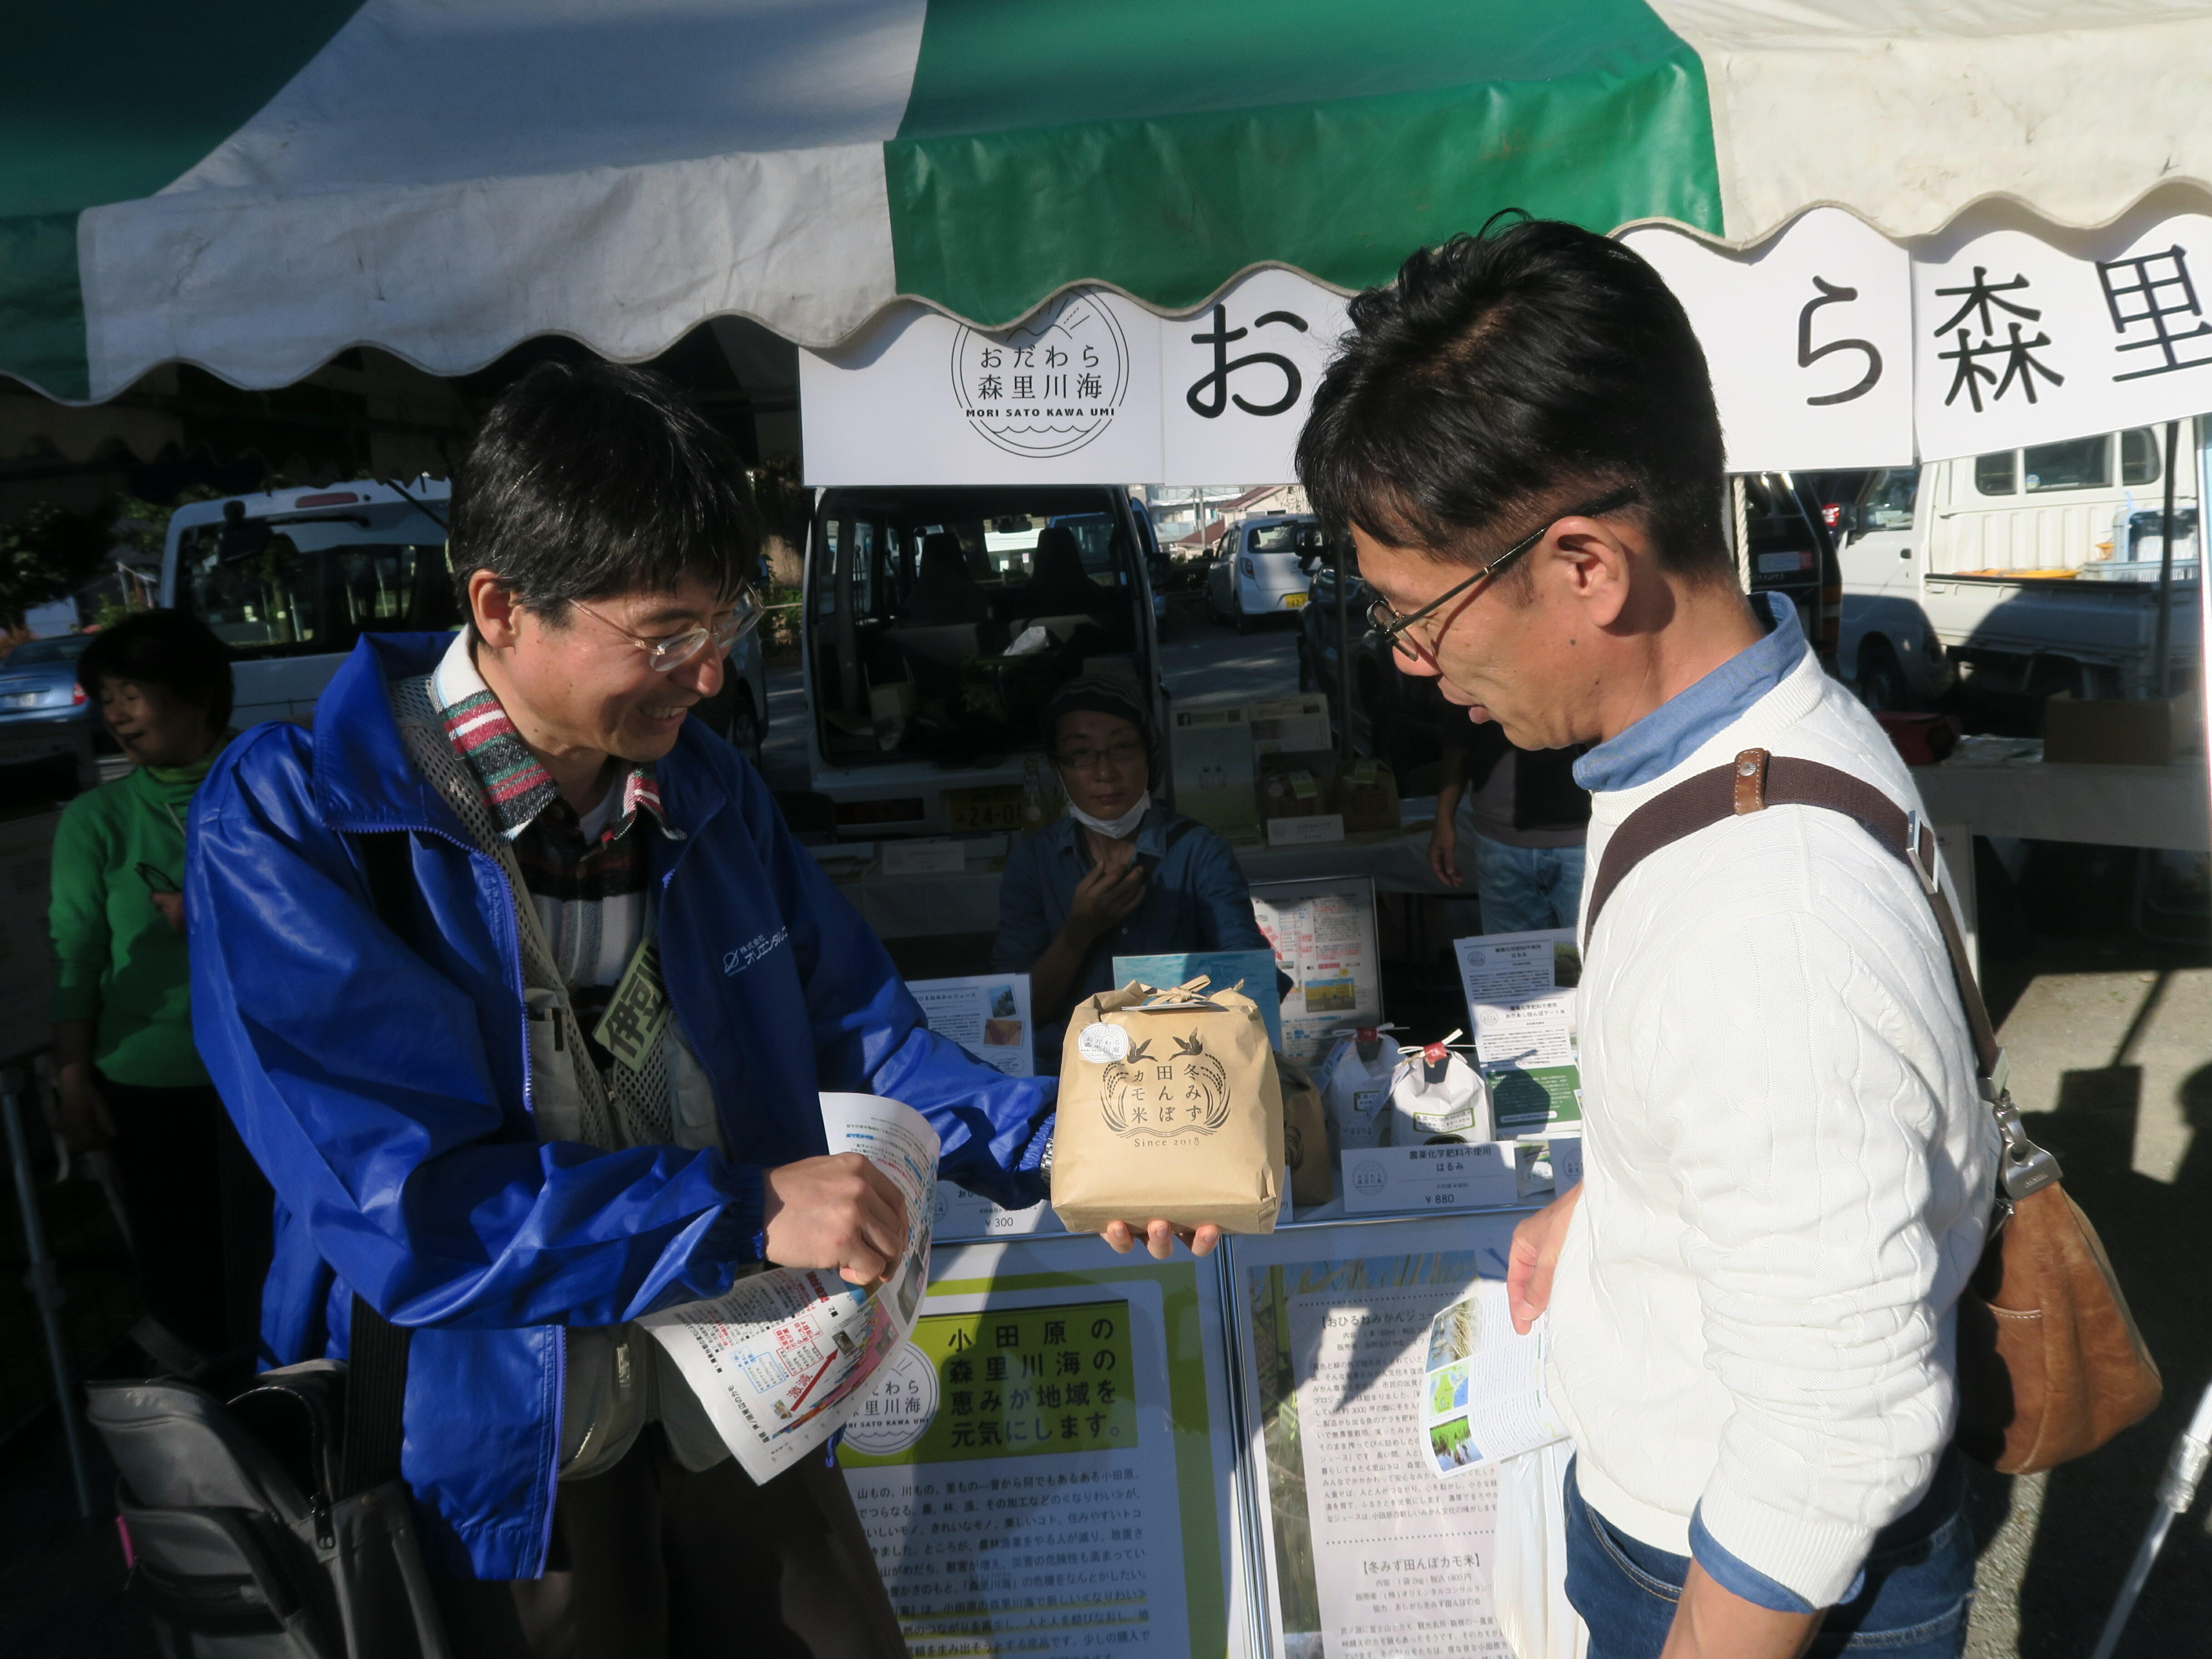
xmin=1051 ymin=981 xmax=1284 ymax=1235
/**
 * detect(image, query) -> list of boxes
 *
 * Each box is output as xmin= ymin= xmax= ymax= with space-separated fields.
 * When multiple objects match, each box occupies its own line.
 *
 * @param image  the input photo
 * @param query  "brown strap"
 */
xmin=1583 ymin=748 xmax=2001 ymax=1080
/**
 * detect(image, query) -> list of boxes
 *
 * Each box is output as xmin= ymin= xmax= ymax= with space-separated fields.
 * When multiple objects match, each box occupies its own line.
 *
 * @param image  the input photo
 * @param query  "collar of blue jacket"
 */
xmin=1572 ymin=592 xmax=1808 ymax=794
xmin=187 ymin=633 xmax=1055 ymax=1581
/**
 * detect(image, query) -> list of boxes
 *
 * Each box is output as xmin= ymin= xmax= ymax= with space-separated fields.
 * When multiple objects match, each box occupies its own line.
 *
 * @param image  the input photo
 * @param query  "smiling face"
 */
xmin=1052 ymin=709 xmax=1150 ymax=821
xmin=98 ymin=678 xmax=219 ymax=769
xmin=472 ymin=573 xmax=732 ymax=770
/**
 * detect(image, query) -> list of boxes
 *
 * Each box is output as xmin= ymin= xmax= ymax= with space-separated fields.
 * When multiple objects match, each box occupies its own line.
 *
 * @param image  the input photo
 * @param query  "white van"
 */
xmin=803 ymin=485 xmax=1164 ymax=835
xmin=1838 ymin=425 xmax=2201 ymax=706
xmin=160 ymin=480 xmax=769 ymax=753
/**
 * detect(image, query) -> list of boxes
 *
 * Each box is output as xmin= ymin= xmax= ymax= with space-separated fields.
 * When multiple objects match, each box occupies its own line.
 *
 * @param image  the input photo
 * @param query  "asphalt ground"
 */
xmin=2 ymin=613 xmax=2203 ymax=1657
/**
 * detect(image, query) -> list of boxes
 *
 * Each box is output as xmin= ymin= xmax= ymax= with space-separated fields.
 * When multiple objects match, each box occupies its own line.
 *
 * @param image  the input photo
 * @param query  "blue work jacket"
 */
xmin=186 ymin=635 xmax=1054 ymax=1579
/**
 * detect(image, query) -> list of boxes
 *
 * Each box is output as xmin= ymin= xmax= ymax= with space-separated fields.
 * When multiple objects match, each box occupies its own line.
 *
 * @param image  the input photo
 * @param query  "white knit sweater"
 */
xmin=1547 ymin=651 xmax=1999 ymax=1607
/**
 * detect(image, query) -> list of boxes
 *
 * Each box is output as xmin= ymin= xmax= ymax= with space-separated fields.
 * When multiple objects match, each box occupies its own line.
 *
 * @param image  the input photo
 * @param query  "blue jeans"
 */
xmin=1467 ymin=824 xmax=1585 ymax=934
xmin=1563 ymin=1455 xmax=1974 ymax=1659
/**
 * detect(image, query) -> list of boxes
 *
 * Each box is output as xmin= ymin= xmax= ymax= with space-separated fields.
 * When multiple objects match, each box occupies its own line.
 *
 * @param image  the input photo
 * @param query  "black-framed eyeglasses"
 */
xmin=1367 ymin=486 xmax=1639 ymax=659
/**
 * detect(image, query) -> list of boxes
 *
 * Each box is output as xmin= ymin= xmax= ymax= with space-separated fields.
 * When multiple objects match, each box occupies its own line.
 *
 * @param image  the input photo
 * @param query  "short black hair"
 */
xmin=77 ymin=610 xmax=234 ymax=729
xmin=449 ymin=361 xmax=761 ymax=622
xmin=1297 ymin=218 xmax=1729 ymax=585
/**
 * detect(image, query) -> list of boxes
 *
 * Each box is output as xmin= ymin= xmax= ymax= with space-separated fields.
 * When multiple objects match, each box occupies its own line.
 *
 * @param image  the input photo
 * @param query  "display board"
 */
xmin=909 ymin=974 xmax=1035 ymax=1077
xmin=1225 ymin=1213 xmax=1534 ymax=1659
xmin=838 ymin=1234 xmax=1241 ymax=1659
xmin=1251 ymin=877 xmax=1385 ymax=1066
xmin=1453 ymin=930 xmax=1583 ymax=1139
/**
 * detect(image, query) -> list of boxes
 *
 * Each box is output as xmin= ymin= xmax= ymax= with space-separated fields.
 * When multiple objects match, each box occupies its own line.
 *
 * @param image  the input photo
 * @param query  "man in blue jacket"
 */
xmin=188 ymin=362 xmax=1056 ymax=1658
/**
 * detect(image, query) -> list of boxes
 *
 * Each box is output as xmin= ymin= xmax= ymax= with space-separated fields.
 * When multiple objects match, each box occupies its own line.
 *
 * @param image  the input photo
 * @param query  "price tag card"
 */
xmin=1339 ymin=1142 xmax=1521 ymax=1215
xmin=1267 ymin=813 xmax=1345 ymax=847
xmin=881 ymin=839 xmax=967 ymax=876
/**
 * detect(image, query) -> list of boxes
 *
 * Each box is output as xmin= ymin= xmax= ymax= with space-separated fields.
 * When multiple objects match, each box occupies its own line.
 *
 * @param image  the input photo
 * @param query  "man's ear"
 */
xmin=468 ymin=571 xmax=525 ymax=649
xmin=1548 ymin=517 xmax=1638 ymax=629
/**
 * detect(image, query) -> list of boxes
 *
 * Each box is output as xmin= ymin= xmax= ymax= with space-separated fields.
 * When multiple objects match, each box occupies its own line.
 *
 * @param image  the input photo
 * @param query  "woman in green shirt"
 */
xmin=49 ymin=610 xmax=261 ymax=1357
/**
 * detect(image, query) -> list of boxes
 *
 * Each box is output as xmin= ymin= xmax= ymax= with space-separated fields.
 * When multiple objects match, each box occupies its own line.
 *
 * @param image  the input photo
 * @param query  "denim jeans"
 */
xmin=1465 ymin=818 xmax=1586 ymax=935
xmin=1562 ymin=1455 xmax=1974 ymax=1659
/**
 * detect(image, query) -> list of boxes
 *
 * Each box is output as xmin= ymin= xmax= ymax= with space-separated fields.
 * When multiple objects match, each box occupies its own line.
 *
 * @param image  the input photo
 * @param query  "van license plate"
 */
xmin=1283 ymin=593 xmax=1308 ymax=609
xmin=945 ymin=785 xmax=1025 ymax=833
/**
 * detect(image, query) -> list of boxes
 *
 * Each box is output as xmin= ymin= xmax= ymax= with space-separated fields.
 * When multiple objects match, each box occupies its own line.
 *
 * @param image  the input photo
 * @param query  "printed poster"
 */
xmin=910 ymin=973 xmax=1035 ymax=1077
xmin=1250 ymin=876 xmax=1384 ymax=1065
xmin=1231 ymin=1213 xmax=1533 ymax=1659
xmin=1453 ymin=930 xmax=1582 ymax=1138
xmin=839 ymin=1236 xmax=1239 ymax=1659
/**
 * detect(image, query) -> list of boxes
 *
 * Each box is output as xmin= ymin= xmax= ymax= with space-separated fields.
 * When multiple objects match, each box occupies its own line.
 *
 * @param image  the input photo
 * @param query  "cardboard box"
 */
xmin=1257 ymin=750 xmax=1340 ymax=823
xmin=2041 ymin=694 xmax=2202 ymax=766
xmin=1335 ymin=757 xmax=1401 ymax=832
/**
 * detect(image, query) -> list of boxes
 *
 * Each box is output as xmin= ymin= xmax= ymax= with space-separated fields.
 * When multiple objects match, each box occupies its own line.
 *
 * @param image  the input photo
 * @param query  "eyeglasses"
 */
xmin=569 ymin=588 xmax=764 ymax=672
xmin=1367 ymin=487 xmax=1639 ymax=659
xmin=1055 ymin=740 xmax=1147 ymax=774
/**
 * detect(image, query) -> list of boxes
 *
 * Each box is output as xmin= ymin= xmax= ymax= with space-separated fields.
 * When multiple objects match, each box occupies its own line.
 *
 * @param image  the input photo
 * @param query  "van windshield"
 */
xmin=810 ymin=487 xmax=1146 ymax=767
xmin=177 ymin=523 xmax=459 ymax=656
xmin=1859 ymin=469 xmax=1917 ymax=532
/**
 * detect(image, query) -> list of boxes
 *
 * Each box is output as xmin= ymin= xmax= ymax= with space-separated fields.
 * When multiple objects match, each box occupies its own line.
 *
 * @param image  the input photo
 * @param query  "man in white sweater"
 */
xmin=1296 ymin=221 xmax=1998 ymax=1659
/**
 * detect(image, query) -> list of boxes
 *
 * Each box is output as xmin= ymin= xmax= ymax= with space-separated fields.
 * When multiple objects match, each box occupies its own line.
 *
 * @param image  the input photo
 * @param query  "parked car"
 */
xmin=1205 ymin=514 xmax=1326 ymax=633
xmin=1836 ymin=425 xmax=2200 ymax=708
xmin=802 ymin=483 xmax=1164 ymax=835
xmin=0 ymin=633 xmax=96 ymax=795
xmin=159 ymin=478 xmax=768 ymax=760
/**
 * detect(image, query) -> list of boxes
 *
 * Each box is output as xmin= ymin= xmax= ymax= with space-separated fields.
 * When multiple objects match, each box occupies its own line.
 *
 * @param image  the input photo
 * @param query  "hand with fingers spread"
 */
xmin=761 ymin=1152 xmax=911 ymax=1285
xmin=1506 ymin=1181 xmax=1583 ymax=1334
xmin=1099 ymin=1218 xmax=1222 ymax=1260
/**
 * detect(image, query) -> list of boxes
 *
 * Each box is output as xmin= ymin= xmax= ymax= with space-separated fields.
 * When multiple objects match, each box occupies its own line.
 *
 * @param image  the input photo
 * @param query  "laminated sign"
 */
xmin=1052 ymin=979 xmax=1283 ymax=1235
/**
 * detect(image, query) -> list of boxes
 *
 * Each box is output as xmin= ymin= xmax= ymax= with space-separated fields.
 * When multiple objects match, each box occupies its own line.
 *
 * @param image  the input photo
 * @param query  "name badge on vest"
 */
xmin=593 ymin=938 xmax=673 ymax=1071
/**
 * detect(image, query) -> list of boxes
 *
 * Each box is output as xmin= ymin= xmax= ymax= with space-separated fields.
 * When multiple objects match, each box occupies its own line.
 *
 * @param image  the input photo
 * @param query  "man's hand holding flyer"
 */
xmin=643 ymin=1095 xmax=940 ymax=1484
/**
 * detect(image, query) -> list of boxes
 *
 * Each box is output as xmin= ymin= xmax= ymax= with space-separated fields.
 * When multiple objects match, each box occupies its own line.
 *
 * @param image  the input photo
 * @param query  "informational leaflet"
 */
xmin=1250 ymin=877 xmax=1384 ymax=1064
xmin=839 ymin=1237 xmax=1239 ymax=1659
xmin=910 ymin=973 xmax=1035 ymax=1077
xmin=1452 ymin=930 xmax=1583 ymax=1137
xmin=1234 ymin=1214 xmax=1533 ymax=1659
xmin=1419 ymin=1282 xmax=1569 ymax=1477
xmin=642 ymin=1094 xmax=938 ymax=1485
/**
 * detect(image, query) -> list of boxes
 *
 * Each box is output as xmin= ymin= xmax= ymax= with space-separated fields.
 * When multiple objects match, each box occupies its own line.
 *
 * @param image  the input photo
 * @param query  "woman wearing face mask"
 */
xmin=48 ymin=609 xmax=267 ymax=1358
xmin=991 ymin=677 xmax=1274 ymax=1072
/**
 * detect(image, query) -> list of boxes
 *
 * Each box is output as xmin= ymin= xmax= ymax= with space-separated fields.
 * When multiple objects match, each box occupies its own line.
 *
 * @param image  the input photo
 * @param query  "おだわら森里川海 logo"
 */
xmin=948 ymin=291 xmax=1129 ymax=459
xmin=1099 ymin=1031 xmax=1231 ymax=1141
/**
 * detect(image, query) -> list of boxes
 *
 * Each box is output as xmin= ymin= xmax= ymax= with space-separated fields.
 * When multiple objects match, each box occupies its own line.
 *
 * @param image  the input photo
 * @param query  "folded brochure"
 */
xmin=1421 ymin=1281 xmax=1570 ymax=1477
xmin=642 ymin=1093 xmax=938 ymax=1484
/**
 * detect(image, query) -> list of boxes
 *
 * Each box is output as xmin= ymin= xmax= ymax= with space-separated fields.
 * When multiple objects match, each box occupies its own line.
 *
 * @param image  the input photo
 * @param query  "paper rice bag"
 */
xmin=1051 ymin=979 xmax=1283 ymax=1235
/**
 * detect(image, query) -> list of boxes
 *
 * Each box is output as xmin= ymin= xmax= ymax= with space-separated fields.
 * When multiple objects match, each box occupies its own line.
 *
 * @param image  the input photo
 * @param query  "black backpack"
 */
xmin=85 ymin=832 xmax=451 ymax=1657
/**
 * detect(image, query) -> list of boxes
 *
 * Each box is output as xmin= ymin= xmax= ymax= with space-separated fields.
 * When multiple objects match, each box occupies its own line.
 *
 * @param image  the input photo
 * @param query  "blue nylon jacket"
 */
xmin=186 ymin=635 xmax=1055 ymax=1579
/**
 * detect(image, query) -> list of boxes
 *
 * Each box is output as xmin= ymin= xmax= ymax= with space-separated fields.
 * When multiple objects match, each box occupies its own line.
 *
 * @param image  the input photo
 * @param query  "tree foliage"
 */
xmin=0 ymin=504 xmax=110 ymax=625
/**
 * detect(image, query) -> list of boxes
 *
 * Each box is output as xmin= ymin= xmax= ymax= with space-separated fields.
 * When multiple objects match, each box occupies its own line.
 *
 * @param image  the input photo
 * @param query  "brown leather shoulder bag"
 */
xmin=1582 ymin=747 xmax=2162 ymax=1474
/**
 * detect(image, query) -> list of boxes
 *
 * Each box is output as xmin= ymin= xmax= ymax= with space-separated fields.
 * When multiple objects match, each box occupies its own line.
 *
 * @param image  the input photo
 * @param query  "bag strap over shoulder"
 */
xmin=1583 ymin=748 xmax=2060 ymax=1204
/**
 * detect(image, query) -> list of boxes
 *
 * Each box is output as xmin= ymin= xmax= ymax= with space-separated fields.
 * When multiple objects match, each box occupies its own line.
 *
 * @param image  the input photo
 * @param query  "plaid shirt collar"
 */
xmin=430 ymin=629 xmax=680 ymax=845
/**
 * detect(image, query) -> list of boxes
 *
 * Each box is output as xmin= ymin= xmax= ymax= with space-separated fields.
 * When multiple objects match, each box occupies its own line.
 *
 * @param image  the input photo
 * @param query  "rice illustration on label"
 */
xmin=1051 ymin=978 xmax=1283 ymax=1235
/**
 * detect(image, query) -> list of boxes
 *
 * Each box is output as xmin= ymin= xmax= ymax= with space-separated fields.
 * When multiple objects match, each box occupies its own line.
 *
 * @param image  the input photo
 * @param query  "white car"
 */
xmin=1205 ymin=515 xmax=1325 ymax=633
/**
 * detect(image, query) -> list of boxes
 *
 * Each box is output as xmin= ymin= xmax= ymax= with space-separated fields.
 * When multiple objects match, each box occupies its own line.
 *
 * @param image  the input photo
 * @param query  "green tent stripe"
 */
xmin=888 ymin=0 xmax=1721 ymax=322
xmin=0 ymin=213 xmax=89 ymax=402
xmin=0 ymin=0 xmax=363 ymax=398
